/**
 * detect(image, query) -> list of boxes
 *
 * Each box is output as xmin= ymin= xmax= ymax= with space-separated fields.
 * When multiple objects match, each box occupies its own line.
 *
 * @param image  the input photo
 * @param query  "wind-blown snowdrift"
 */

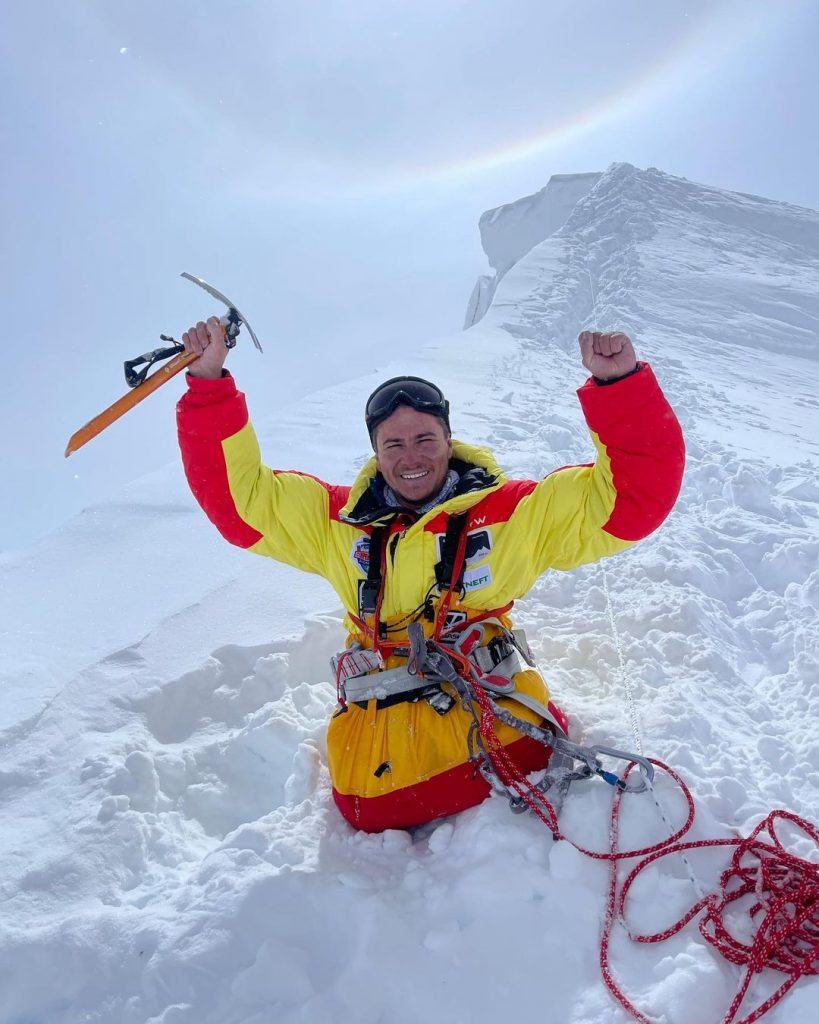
xmin=464 ymin=170 xmax=602 ymax=328
xmin=1 ymin=164 xmax=818 ymax=1024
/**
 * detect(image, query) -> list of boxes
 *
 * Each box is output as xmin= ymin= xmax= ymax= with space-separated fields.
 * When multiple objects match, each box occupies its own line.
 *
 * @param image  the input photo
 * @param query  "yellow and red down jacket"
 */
xmin=177 ymin=364 xmax=684 ymax=832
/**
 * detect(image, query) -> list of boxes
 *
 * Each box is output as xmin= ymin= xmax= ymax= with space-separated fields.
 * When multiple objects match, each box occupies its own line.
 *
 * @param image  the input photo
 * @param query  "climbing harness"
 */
xmin=404 ymin=620 xmax=653 ymax=831
xmin=351 ymin=511 xmax=471 ymax=648
xmin=335 ymin=495 xmax=652 ymax=825
xmin=332 ymin=607 xmax=653 ymax=836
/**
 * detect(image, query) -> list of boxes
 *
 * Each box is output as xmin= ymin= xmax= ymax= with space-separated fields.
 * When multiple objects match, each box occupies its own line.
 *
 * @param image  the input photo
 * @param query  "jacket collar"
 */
xmin=339 ymin=440 xmax=505 ymax=527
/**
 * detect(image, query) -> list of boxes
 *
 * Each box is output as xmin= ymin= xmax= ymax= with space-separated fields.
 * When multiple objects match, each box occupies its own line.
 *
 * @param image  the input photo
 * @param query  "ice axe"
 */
xmin=65 ymin=273 xmax=262 ymax=457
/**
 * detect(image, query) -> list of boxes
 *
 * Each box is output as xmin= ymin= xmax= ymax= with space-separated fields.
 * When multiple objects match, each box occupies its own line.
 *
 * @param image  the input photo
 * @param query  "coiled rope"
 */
xmin=600 ymin=763 xmax=819 ymax=1024
xmin=465 ymin=668 xmax=819 ymax=1023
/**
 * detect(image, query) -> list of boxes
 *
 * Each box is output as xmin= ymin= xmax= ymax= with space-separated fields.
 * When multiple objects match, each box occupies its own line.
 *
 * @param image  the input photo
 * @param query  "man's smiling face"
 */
xmin=374 ymin=405 xmax=453 ymax=508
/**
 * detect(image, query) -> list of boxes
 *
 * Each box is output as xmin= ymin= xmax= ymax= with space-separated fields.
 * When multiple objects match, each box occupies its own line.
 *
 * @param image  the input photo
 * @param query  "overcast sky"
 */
xmin=2 ymin=0 xmax=818 ymax=551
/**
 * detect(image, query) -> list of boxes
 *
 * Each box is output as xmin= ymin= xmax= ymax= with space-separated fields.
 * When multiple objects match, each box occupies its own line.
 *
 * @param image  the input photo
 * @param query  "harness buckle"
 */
xmin=422 ymin=686 xmax=456 ymax=716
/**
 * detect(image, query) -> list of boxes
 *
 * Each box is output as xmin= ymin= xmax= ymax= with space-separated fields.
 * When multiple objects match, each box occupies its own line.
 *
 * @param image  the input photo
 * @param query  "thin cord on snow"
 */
xmin=587 ymin=265 xmax=705 ymax=901
xmin=601 ymin=566 xmax=644 ymax=757
xmin=586 ymin=267 xmax=598 ymax=323
xmin=602 ymin=565 xmax=706 ymax=901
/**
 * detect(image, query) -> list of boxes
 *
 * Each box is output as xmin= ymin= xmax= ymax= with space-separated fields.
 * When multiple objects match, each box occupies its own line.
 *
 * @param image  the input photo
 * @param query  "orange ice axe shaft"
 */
xmin=65 ymin=349 xmax=198 ymax=457
xmin=65 ymin=273 xmax=262 ymax=457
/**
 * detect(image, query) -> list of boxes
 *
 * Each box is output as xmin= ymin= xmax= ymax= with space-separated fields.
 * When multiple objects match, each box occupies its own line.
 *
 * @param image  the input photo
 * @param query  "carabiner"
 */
xmin=588 ymin=745 xmax=655 ymax=793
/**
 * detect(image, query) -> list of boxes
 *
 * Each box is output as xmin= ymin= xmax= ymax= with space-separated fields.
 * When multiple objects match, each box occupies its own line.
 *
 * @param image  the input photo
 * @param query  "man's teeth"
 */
xmin=401 ymin=471 xmax=429 ymax=480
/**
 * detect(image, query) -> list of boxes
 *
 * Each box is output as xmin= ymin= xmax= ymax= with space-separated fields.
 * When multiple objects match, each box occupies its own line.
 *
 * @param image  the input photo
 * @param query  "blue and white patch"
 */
xmin=463 ymin=565 xmax=492 ymax=592
xmin=351 ymin=535 xmax=371 ymax=574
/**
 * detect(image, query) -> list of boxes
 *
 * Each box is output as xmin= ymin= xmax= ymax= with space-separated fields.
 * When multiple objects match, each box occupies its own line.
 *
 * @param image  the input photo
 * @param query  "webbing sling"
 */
xmin=357 ymin=526 xmax=386 ymax=618
xmin=354 ymin=512 xmax=471 ymax=648
xmin=432 ymin=512 xmax=469 ymax=640
xmin=434 ymin=512 xmax=469 ymax=594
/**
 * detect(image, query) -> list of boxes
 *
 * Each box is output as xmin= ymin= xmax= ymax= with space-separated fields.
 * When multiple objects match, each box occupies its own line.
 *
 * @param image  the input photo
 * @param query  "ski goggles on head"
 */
xmin=365 ymin=375 xmax=450 ymax=442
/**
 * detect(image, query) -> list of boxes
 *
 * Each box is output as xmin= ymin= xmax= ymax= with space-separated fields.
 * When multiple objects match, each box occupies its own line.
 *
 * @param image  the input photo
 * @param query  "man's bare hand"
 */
xmin=182 ymin=317 xmax=229 ymax=380
xmin=578 ymin=331 xmax=637 ymax=380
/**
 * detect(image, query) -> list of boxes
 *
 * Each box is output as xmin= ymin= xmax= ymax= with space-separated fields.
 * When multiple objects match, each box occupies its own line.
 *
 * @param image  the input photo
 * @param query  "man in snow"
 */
xmin=177 ymin=320 xmax=684 ymax=831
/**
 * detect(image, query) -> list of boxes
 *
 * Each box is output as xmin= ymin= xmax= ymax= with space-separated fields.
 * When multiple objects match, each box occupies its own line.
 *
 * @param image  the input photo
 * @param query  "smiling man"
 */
xmin=177 ymin=320 xmax=684 ymax=831
xmin=366 ymin=377 xmax=454 ymax=508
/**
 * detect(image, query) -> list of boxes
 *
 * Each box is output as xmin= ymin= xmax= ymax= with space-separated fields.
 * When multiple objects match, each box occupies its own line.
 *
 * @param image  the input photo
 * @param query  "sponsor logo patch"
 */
xmin=463 ymin=565 xmax=492 ymax=591
xmin=464 ymin=528 xmax=492 ymax=564
xmin=351 ymin=535 xmax=371 ymax=574
xmin=435 ymin=528 xmax=493 ymax=567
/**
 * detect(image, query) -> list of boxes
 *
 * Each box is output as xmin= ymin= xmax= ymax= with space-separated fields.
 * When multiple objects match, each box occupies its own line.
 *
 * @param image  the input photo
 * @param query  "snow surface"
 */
xmin=1 ymin=163 xmax=818 ymax=1024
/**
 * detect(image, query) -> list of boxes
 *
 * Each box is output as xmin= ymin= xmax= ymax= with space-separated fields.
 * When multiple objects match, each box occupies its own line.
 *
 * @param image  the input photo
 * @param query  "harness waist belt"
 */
xmin=341 ymin=664 xmax=429 ymax=704
xmin=332 ymin=626 xmax=565 ymax=734
xmin=337 ymin=639 xmax=525 ymax=704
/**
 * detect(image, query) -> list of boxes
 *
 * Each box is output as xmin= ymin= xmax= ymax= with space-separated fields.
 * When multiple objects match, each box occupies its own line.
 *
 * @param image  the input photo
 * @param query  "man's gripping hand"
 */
xmin=182 ymin=316 xmax=229 ymax=380
xmin=578 ymin=331 xmax=637 ymax=381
